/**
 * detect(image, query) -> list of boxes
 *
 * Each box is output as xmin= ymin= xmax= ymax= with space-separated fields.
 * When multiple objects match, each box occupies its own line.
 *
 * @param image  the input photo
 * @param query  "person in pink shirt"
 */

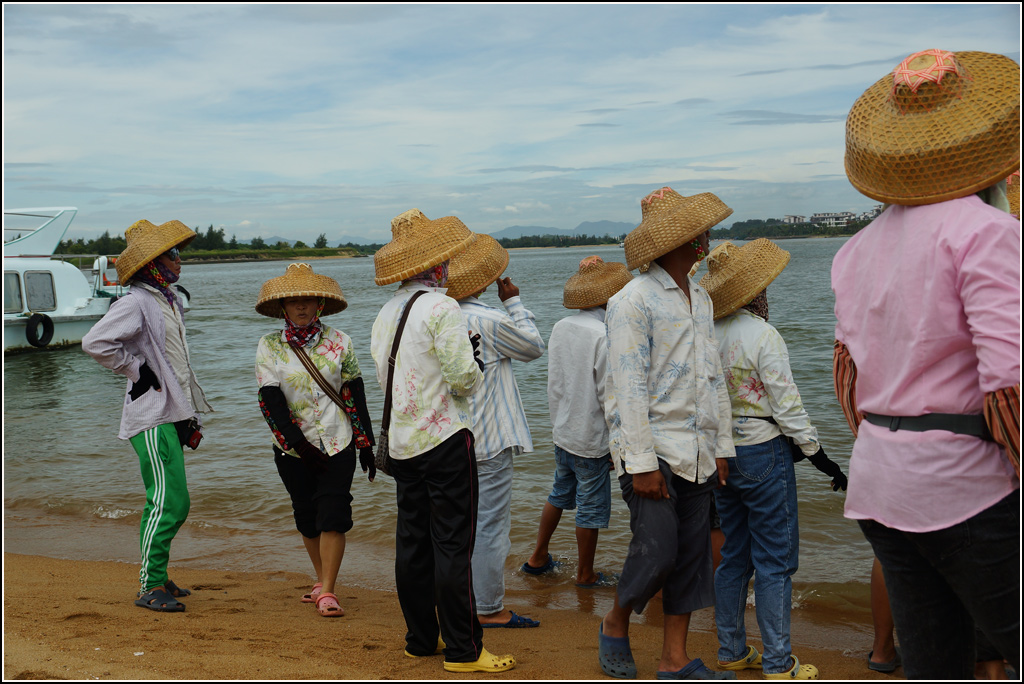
xmin=832 ymin=49 xmax=1019 ymax=680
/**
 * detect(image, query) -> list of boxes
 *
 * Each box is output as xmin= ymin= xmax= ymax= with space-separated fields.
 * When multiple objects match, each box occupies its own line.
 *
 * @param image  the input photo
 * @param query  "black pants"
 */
xmin=391 ymin=429 xmax=483 ymax=662
xmin=860 ymin=489 xmax=1019 ymax=679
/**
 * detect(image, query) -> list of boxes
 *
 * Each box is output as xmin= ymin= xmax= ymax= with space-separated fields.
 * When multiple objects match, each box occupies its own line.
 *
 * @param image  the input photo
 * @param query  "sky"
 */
xmin=3 ymin=3 xmax=1021 ymax=244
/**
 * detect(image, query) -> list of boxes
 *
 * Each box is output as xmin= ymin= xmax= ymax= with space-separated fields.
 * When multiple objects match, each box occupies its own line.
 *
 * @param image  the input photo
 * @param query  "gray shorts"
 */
xmin=616 ymin=458 xmax=716 ymax=616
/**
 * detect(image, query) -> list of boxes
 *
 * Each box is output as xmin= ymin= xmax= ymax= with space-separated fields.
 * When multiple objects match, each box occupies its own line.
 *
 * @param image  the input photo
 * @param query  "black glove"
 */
xmin=129 ymin=362 xmax=161 ymax=401
xmin=469 ymin=332 xmax=484 ymax=372
xmin=807 ymin=447 xmax=848 ymax=491
xmin=359 ymin=447 xmax=376 ymax=482
xmin=296 ymin=440 xmax=329 ymax=475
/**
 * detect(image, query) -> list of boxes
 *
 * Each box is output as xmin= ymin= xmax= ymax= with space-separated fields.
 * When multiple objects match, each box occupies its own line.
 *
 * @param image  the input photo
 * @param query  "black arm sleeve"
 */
xmin=345 ymin=376 xmax=376 ymax=447
xmin=258 ymin=385 xmax=310 ymax=452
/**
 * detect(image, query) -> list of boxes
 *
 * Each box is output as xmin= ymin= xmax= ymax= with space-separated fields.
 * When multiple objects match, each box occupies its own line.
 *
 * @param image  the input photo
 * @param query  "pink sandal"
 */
xmin=301 ymin=581 xmax=323 ymax=603
xmin=315 ymin=592 xmax=344 ymax=617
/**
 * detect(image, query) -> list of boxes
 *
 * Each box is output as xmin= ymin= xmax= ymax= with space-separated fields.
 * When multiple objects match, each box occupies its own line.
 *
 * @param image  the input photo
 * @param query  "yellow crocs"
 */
xmin=719 ymin=645 xmax=763 ymax=671
xmin=764 ymin=656 xmax=819 ymax=680
xmin=405 ymin=636 xmax=446 ymax=658
xmin=443 ymin=647 xmax=516 ymax=673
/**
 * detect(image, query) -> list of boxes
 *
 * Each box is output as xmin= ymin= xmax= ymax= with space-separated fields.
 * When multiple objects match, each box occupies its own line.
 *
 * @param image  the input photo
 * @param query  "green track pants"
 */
xmin=129 ymin=423 xmax=191 ymax=593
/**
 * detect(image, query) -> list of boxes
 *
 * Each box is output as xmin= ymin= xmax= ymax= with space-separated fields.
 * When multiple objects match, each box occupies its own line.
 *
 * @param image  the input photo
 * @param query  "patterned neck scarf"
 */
xmin=743 ymin=289 xmax=769 ymax=322
xmin=282 ymin=298 xmax=325 ymax=348
xmin=406 ymin=261 xmax=449 ymax=288
xmin=135 ymin=259 xmax=181 ymax=311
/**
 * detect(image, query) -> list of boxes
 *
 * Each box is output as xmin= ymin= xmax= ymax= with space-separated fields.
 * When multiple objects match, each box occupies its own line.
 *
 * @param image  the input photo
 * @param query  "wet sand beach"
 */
xmin=3 ymin=553 xmax=898 ymax=681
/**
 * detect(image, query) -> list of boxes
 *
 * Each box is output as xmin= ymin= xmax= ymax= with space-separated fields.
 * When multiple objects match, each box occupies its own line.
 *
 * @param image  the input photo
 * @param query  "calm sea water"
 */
xmin=3 ymin=239 xmax=874 ymax=639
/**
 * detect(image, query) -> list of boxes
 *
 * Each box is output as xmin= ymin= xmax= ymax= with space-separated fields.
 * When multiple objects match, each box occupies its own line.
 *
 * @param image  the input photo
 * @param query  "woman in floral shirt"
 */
xmin=700 ymin=240 xmax=846 ymax=680
xmin=254 ymin=263 xmax=375 ymax=618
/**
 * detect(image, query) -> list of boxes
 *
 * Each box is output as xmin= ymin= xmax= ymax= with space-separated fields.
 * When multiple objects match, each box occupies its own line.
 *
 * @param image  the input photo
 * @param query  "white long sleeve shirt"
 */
xmin=604 ymin=262 xmax=735 ymax=482
xmin=370 ymin=282 xmax=483 ymax=460
xmin=548 ymin=308 xmax=610 ymax=458
xmin=458 ymin=295 xmax=545 ymax=460
xmin=714 ymin=309 xmax=819 ymax=456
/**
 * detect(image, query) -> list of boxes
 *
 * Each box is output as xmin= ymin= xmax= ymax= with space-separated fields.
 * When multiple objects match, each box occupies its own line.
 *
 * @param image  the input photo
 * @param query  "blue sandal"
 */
xmin=521 ymin=554 xmax=558 ymax=575
xmin=481 ymin=611 xmax=539 ymax=628
xmin=657 ymin=658 xmax=736 ymax=680
xmin=164 ymin=579 xmax=191 ymax=597
xmin=135 ymin=587 xmax=185 ymax=613
xmin=599 ymin=622 xmax=636 ymax=679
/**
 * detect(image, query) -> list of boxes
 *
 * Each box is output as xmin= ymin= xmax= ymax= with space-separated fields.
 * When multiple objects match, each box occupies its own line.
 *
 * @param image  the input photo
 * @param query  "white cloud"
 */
xmin=4 ymin=4 xmax=1019 ymax=242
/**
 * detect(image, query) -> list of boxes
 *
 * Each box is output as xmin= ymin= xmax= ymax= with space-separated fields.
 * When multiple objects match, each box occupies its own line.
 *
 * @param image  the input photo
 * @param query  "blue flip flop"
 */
xmin=599 ymin=622 xmax=636 ymax=679
xmin=576 ymin=571 xmax=607 ymax=588
xmin=657 ymin=658 xmax=736 ymax=680
xmin=521 ymin=553 xmax=558 ymax=575
xmin=481 ymin=611 xmax=539 ymax=628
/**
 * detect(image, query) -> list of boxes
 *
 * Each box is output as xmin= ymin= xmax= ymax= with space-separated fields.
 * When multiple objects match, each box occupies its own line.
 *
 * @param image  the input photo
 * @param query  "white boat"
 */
xmin=3 ymin=208 xmax=190 ymax=353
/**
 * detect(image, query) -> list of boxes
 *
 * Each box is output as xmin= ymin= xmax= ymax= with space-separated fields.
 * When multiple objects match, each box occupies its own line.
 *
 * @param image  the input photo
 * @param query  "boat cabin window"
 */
xmin=24 ymin=271 xmax=57 ymax=312
xmin=4 ymin=272 xmax=23 ymax=314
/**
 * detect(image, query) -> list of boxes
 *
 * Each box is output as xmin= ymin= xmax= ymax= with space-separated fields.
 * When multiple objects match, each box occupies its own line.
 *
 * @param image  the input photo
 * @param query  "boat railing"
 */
xmin=3 ymin=253 xmax=125 ymax=296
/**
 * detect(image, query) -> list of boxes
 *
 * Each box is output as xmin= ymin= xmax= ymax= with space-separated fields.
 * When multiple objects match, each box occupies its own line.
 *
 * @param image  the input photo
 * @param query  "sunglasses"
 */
xmin=163 ymin=247 xmax=181 ymax=261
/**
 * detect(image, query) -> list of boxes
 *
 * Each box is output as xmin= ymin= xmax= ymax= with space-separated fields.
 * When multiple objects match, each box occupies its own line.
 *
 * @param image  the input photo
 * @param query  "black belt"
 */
xmin=863 ymin=412 xmax=994 ymax=442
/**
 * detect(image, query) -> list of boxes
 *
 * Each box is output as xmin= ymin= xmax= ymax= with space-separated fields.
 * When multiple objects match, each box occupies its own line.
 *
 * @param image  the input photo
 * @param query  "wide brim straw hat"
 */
xmin=699 ymin=239 xmax=790 ymax=320
xmin=116 ymin=219 xmax=196 ymax=282
xmin=255 ymin=263 xmax=347 ymax=318
xmin=624 ymin=187 xmax=733 ymax=271
xmin=374 ymin=208 xmax=477 ymax=286
xmin=845 ymin=50 xmax=1020 ymax=206
xmin=563 ymin=255 xmax=633 ymax=309
xmin=445 ymin=233 xmax=510 ymax=301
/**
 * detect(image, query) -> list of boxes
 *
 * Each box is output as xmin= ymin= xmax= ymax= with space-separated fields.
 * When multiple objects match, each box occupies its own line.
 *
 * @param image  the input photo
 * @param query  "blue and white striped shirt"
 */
xmin=459 ymin=295 xmax=545 ymax=460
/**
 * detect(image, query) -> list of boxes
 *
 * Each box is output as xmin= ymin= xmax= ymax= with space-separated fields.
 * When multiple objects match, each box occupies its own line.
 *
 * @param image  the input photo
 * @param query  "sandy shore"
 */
xmin=2 ymin=553 xmax=898 ymax=681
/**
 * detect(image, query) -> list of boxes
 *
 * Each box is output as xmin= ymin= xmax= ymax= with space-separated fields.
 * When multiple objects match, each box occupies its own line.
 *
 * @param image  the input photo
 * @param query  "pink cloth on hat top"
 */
xmin=831 ymin=194 xmax=1020 ymax=533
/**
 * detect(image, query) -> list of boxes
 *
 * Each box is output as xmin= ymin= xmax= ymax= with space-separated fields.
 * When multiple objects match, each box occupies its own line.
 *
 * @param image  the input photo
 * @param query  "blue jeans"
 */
xmin=547 ymin=446 xmax=613 ymax=529
xmin=714 ymin=436 xmax=799 ymax=674
xmin=859 ymin=489 xmax=1020 ymax=680
xmin=471 ymin=448 xmax=515 ymax=615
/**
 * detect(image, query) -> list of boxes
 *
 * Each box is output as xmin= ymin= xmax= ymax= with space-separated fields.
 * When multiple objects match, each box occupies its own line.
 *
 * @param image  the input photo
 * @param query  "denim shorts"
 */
xmin=547 ymin=445 xmax=612 ymax=529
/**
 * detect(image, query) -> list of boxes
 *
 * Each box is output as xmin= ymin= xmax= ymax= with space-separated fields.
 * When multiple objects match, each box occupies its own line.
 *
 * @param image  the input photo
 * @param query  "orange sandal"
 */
xmin=301 ymin=581 xmax=323 ymax=603
xmin=315 ymin=592 xmax=344 ymax=617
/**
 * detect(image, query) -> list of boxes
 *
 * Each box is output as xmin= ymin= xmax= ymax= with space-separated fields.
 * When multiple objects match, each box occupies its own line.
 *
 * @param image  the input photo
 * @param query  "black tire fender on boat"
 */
xmin=26 ymin=313 xmax=55 ymax=348
xmin=174 ymin=284 xmax=191 ymax=302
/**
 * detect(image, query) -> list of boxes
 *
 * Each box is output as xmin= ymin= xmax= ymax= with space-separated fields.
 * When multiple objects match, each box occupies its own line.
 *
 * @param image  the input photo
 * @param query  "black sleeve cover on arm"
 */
xmin=258 ymin=385 xmax=309 ymax=452
xmin=345 ymin=376 xmax=376 ymax=447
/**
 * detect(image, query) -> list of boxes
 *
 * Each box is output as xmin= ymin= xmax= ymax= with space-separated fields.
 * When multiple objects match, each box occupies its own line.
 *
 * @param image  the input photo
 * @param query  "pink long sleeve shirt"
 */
xmin=831 ymin=195 xmax=1020 ymax=532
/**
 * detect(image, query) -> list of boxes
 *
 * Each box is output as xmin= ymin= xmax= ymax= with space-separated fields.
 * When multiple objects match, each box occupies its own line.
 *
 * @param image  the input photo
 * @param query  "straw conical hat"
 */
xmin=845 ymin=50 xmax=1020 ymax=206
xmin=700 ymin=239 xmax=790 ymax=320
xmin=255 ymin=263 xmax=347 ymax=318
xmin=374 ymin=209 xmax=476 ymax=286
xmin=445 ymin=234 xmax=510 ymax=301
xmin=117 ymin=219 xmax=196 ymax=282
xmin=563 ymin=256 xmax=632 ymax=309
xmin=624 ymin=188 xmax=733 ymax=271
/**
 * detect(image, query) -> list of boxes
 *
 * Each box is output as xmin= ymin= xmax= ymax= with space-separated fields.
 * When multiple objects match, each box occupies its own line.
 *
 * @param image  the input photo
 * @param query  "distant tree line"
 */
xmin=496 ymin=234 xmax=622 ymax=249
xmin=56 ymin=225 xmax=343 ymax=255
xmin=711 ymin=219 xmax=870 ymax=240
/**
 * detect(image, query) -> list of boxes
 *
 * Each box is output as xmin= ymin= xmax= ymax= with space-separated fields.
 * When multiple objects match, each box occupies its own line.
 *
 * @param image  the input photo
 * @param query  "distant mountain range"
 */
xmin=247 ymin=221 xmax=636 ymax=247
xmin=487 ymin=220 xmax=634 ymax=240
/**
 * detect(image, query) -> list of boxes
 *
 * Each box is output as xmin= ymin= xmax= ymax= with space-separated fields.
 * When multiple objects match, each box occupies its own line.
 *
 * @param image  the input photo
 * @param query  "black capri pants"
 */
xmin=274 ymin=443 xmax=356 ymax=538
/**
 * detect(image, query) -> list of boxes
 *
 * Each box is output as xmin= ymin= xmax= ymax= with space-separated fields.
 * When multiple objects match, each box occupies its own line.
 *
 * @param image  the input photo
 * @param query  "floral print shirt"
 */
xmin=715 ymin=309 xmax=819 ymax=456
xmin=604 ymin=262 xmax=735 ymax=483
xmin=255 ymin=325 xmax=362 ymax=457
xmin=370 ymin=282 xmax=483 ymax=460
